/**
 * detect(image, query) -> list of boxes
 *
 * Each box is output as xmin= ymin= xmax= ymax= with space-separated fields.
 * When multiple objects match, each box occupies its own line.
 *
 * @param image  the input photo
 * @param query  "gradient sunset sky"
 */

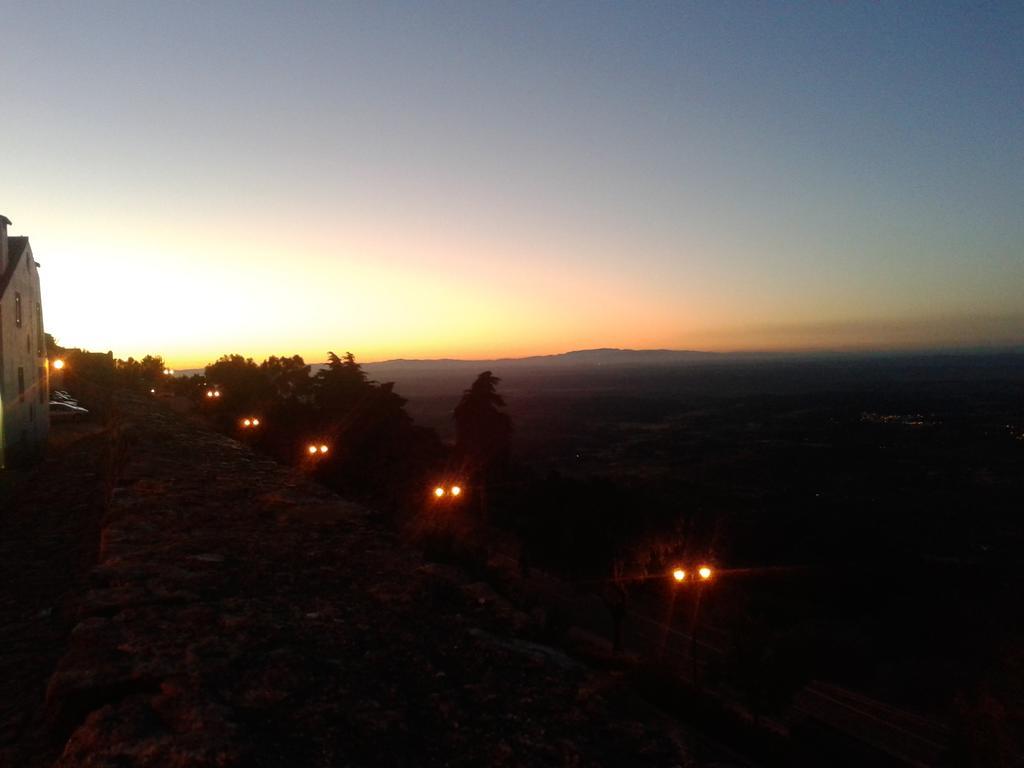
xmin=3 ymin=2 xmax=1022 ymax=368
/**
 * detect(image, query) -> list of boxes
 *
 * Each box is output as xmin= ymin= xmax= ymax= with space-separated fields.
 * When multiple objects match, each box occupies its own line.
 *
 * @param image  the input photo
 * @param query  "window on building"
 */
xmin=15 ymin=292 xmax=22 ymax=328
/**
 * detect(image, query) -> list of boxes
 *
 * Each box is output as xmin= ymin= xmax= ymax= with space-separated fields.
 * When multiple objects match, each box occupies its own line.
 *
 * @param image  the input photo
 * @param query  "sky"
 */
xmin=2 ymin=1 xmax=1022 ymax=368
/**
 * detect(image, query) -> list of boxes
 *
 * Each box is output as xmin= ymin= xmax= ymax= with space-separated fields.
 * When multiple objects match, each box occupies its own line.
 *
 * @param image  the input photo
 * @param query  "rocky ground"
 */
xmin=2 ymin=397 xmax=699 ymax=767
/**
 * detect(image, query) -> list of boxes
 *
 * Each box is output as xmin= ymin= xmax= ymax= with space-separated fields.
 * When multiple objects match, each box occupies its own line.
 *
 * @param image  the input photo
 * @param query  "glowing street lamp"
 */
xmin=51 ymin=358 xmax=65 ymax=371
xmin=670 ymin=564 xmax=714 ymax=584
xmin=432 ymin=483 xmax=465 ymax=500
xmin=667 ymin=561 xmax=716 ymax=687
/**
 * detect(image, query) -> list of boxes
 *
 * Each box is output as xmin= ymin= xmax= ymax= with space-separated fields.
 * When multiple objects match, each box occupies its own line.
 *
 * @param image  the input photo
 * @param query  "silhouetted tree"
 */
xmin=303 ymin=351 xmax=440 ymax=507
xmin=260 ymin=355 xmax=312 ymax=401
xmin=45 ymin=332 xmax=61 ymax=359
xmin=204 ymin=354 xmax=269 ymax=429
xmin=454 ymin=371 xmax=511 ymax=480
xmin=114 ymin=354 xmax=166 ymax=391
xmin=61 ymin=349 xmax=116 ymax=409
xmin=313 ymin=351 xmax=368 ymax=421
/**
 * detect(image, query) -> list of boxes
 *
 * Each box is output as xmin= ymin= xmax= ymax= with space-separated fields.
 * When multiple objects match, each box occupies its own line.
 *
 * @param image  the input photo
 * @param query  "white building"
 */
xmin=0 ymin=215 xmax=49 ymax=467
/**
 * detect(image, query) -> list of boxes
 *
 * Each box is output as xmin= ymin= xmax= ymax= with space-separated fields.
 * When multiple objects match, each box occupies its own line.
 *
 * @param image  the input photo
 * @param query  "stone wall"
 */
xmin=43 ymin=397 xmax=690 ymax=767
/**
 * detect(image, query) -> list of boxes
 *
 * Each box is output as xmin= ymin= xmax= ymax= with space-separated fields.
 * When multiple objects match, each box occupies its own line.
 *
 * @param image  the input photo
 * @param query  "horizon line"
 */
xmin=157 ymin=342 xmax=1024 ymax=372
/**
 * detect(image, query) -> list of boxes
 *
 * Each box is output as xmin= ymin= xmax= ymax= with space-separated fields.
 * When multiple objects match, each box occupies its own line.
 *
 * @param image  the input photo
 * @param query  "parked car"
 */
xmin=49 ymin=401 xmax=90 ymax=421
xmin=51 ymin=390 xmax=79 ymax=405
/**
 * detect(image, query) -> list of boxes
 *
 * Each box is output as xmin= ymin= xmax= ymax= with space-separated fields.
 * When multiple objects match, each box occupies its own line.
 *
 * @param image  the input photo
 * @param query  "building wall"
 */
xmin=0 ymin=226 xmax=49 ymax=467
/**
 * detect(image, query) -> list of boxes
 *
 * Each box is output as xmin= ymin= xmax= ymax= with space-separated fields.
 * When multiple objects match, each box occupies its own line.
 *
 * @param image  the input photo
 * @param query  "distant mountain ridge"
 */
xmin=365 ymin=348 xmax=719 ymax=370
xmin=172 ymin=348 xmax=720 ymax=378
xmin=177 ymin=346 xmax=1024 ymax=379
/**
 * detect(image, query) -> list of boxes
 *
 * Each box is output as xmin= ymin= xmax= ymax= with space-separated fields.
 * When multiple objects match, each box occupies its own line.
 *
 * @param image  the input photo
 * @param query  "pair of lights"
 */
xmin=433 ymin=484 xmax=462 ymax=499
xmin=205 ymin=389 xmax=221 ymax=398
xmin=672 ymin=565 xmax=713 ymax=583
xmin=307 ymin=443 xmax=329 ymax=455
xmin=162 ymin=368 xmax=175 ymax=375
xmin=241 ymin=417 xmax=261 ymax=428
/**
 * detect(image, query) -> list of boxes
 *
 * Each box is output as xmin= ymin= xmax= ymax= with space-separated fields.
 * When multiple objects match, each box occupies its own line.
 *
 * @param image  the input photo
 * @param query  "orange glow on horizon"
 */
xmin=26 ymin=208 xmax=1024 ymax=369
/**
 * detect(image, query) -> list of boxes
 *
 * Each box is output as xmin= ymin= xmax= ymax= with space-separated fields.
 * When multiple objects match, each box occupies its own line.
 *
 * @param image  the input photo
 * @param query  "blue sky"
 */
xmin=3 ymin=2 xmax=1021 ymax=365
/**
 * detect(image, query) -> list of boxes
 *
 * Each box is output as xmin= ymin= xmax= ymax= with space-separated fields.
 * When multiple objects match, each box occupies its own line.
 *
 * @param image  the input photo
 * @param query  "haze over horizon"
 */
xmin=4 ymin=2 xmax=1022 ymax=368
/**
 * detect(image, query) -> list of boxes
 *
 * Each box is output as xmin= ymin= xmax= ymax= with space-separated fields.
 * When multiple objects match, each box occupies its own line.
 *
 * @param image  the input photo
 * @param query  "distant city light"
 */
xmin=252 ymin=418 xmax=260 ymax=426
xmin=307 ymin=444 xmax=319 ymax=455
xmin=673 ymin=568 xmax=686 ymax=582
xmin=450 ymin=485 xmax=461 ymax=496
xmin=698 ymin=565 xmax=713 ymax=581
xmin=52 ymin=358 xmax=65 ymax=370
xmin=434 ymin=486 xmax=445 ymax=498
xmin=319 ymin=444 xmax=328 ymax=454
xmin=150 ymin=388 xmax=156 ymax=394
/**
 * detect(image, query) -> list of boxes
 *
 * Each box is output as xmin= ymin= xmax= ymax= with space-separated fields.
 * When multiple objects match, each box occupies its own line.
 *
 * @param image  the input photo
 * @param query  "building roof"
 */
xmin=0 ymin=236 xmax=29 ymax=300
xmin=7 ymin=236 xmax=27 ymax=256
